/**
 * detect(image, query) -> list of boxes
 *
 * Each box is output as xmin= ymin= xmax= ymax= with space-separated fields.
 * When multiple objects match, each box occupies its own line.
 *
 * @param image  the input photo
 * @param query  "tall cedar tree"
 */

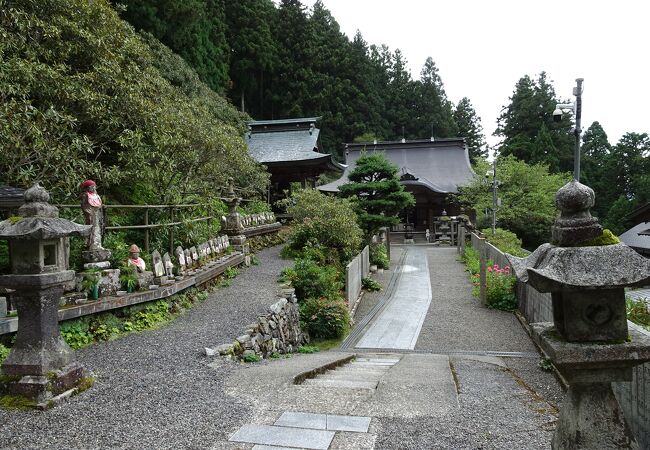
xmin=224 ymin=0 xmax=278 ymax=117
xmin=495 ymin=73 xmax=573 ymax=172
xmin=339 ymin=153 xmax=415 ymax=237
xmin=453 ymin=97 xmax=486 ymax=162
xmin=119 ymin=0 xmax=230 ymax=93
xmin=413 ymin=57 xmax=458 ymax=139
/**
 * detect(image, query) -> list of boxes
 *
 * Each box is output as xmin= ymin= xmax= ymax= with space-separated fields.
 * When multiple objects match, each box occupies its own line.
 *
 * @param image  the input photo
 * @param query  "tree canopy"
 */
xmin=455 ymin=156 xmax=570 ymax=248
xmin=117 ymin=0 xmax=486 ymax=158
xmin=339 ymin=153 xmax=415 ymax=237
xmin=0 ymin=0 xmax=267 ymax=204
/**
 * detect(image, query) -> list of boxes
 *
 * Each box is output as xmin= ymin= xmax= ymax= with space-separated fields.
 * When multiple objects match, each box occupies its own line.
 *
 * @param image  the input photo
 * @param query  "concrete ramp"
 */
xmin=356 ymin=247 xmax=431 ymax=350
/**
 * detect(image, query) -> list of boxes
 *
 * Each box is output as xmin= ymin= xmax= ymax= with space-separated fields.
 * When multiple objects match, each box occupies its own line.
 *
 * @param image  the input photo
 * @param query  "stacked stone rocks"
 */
xmin=209 ymin=291 xmax=308 ymax=360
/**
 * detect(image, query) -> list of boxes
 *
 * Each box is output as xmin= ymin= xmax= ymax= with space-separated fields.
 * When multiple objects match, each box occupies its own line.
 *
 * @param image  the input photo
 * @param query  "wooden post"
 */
xmin=479 ymin=237 xmax=487 ymax=306
xmin=169 ymin=206 xmax=174 ymax=255
xmin=144 ymin=208 xmax=149 ymax=253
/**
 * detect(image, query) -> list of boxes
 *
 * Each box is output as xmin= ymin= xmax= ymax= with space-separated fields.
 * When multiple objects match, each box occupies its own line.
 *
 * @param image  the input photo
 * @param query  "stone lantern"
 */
xmin=0 ymin=184 xmax=91 ymax=407
xmin=220 ymin=178 xmax=249 ymax=265
xmin=508 ymin=180 xmax=650 ymax=449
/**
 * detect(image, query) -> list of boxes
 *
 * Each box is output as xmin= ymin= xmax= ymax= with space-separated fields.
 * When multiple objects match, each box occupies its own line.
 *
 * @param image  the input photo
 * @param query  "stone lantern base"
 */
xmin=531 ymin=322 xmax=650 ymax=450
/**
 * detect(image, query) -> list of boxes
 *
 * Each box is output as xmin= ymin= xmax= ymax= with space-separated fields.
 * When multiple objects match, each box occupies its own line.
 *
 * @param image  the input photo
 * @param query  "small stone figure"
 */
xmin=80 ymin=180 xmax=105 ymax=251
xmin=127 ymin=244 xmax=146 ymax=272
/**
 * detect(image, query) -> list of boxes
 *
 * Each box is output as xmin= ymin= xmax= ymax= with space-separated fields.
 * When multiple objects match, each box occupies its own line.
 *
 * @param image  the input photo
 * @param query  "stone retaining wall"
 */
xmin=209 ymin=292 xmax=307 ymax=360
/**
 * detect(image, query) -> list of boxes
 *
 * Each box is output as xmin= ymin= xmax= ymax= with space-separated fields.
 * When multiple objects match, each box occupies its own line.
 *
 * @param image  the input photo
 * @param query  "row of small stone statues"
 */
xmin=133 ymin=235 xmax=232 ymax=285
xmin=240 ymin=212 xmax=276 ymax=229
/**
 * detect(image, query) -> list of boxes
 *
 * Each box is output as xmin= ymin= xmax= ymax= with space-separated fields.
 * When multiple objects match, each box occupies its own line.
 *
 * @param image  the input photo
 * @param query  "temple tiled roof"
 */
xmin=620 ymin=222 xmax=650 ymax=251
xmin=245 ymin=117 xmax=344 ymax=172
xmin=318 ymin=138 xmax=475 ymax=194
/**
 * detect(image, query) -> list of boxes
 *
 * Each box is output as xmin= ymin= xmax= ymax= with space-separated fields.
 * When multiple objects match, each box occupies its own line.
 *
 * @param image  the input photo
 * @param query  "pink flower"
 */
xmin=493 ymin=264 xmax=500 ymax=270
xmin=487 ymin=267 xmax=493 ymax=272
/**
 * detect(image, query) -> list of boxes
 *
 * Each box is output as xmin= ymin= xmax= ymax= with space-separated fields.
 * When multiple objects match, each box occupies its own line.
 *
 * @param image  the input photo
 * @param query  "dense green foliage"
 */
xmin=626 ymin=296 xmax=650 ymax=331
xmin=118 ymin=0 xmax=486 ymax=157
xmin=495 ymin=73 xmax=649 ymax=235
xmin=280 ymin=259 xmax=342 ymax=302
xmin=461 ymin=246 xmax=516 ymax=311
xmin=281 ymin=189 xmax=363 ymax=264
xmin=455 ymin=156 xmax=570 ymax=248
xmin=339 ymin=153 xmax=415 ymax=237
xmin=370 ymin=243 xmax=390 ymax=270
xmin=495 ymin=72 xmax=574 ymax=173
xmin=57 ymin=285 xmax=215 ymax=349
xmin=0 ymin=0 xmax=267 ymax=204
xmin=0 ymin=344 xmax=9 ymax=364
xmin=481 ymin=228 xmax=527 ymax=257
xmin=299 ymin=297 xmax=350 ymax=339
xmin=362 ymin=277 xmax=382 ymax=292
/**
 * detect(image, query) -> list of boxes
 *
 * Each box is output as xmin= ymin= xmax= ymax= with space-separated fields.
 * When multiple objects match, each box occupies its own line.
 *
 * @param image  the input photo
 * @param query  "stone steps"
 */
xmin=298 ymin=355 xmax=400 ymax=391
xmin=229 ymin=412 xmax=371 ymax=449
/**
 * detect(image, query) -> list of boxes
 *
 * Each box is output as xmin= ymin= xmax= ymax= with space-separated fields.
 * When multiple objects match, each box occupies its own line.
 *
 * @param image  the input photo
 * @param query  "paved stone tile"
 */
xmin=356 ymin=358 xmax=400 ymax=364
xmin=252 ymin=446 xmax=302 ymax=450
xmin=318 ymin=373 xmax=383 ymax=381
xmin=356 ymin=247 xmax=432 ymax=350
xmin=230 ymin=424 xmax=334 ymax=450
xmin=303 ymin=379 xmax=379 ymax=390
xmin=326 ymin=415 xmax=371 ymax=433
xmin=275 ymin=411 xmax=327 ymax=430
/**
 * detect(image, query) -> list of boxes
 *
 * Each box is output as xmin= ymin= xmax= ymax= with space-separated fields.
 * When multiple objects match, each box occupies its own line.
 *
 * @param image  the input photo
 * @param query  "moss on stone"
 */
xmin=74 ymin=376 xmax=95 ymax=394
xmin=7 ymin=216 xmax=23 ymax=225
xmin=0 ymin=394 xmax=37 ymax=410
xmin=0 ymin=374 xmax=21 ymax=384
xmin=578 ymin=229 xmax=620 ymax=247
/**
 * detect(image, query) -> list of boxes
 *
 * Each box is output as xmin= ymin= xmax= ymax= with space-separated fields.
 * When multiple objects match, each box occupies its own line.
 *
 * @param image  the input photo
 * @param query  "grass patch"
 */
xmin=309 ymin=336 xmax=346 ymax=352
xmin=362 ymin=277 xmax=382 ymax=292
xmin=297 ymin=345 xmax=320 ymax=354
xmin=242 ymin=352 xmax=261 ymax=363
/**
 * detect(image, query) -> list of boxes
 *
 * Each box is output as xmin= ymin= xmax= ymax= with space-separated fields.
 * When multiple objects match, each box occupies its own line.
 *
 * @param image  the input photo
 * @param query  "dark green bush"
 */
xmin=280 ymin=189 xmax=363 ymax=265
xmin=281 ymin=258 xmax=342 ymax=302
xmin=370 ymin=243 xmax=389 ymax=270
xmin=461 ymin=246 xmax=481 ymax=275
xmin=0 ymin=343 xmax=10 ymax=364
xmin=300 ymin=298 xmax=350 ymax=339
xmin=481 ymin=228 xmax=527 ymax=257
xmin=362 ymin=277 xmax=382 ymax=291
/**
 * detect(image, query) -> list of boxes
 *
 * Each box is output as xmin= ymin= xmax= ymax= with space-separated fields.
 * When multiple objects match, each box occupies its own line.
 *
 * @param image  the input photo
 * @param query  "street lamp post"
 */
xmin=554 ymin=78 xmax=584 ymax=181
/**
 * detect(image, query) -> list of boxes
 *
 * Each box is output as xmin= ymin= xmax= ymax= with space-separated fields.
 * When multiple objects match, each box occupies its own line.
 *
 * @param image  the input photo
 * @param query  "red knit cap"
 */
xmin=81 ymin=180 xmax=96 ymax=188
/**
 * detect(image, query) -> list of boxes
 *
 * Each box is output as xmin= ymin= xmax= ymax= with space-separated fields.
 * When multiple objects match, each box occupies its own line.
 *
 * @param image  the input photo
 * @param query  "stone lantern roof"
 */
xmin=0 ymin=184 xmax=90 ymax=241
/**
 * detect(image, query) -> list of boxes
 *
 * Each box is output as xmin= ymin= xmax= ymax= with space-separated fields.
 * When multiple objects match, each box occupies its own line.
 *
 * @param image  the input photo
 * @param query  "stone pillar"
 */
xmin=0 ymin=184 xmax=92 ymax=407
xmin=507 ymin=180 xmax=650 ymax=449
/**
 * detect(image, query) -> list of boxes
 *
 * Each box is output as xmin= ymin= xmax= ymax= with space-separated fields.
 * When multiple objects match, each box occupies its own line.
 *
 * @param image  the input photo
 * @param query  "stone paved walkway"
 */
xmin=356 ymin=247 xmax=431 ymax=350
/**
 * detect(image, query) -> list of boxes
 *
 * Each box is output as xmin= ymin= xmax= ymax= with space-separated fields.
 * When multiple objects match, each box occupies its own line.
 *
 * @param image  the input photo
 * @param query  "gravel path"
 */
xmin=0 ymin=245 xmax=291 ymax=450
xmin=374 ymin=359 xmax=557 ymax=450
xmin=415 ymin=246 xmax=538 ymax=353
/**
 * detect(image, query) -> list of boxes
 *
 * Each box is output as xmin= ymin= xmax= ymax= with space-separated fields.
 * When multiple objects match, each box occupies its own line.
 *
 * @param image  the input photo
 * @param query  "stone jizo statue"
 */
xmin=127 ymin=244 xmax=146 ymax=272
xmin=80 ymin=180 xmax=105 ymax=251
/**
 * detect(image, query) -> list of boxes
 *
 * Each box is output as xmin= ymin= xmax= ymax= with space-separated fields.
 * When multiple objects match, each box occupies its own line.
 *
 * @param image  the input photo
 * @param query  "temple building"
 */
xmin=245 ymin=117 xmax=344 ymax=204
xmin=318 ymin=138 xmax=475 ymax=231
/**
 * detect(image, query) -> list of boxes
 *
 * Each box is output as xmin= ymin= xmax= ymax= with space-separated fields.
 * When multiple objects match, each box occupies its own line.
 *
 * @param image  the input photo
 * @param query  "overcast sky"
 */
xmin=305 ymin=0 xmax=649 ymax=151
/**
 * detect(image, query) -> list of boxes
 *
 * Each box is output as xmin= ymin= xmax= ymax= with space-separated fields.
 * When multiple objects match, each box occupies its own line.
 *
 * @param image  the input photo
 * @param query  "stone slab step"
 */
xmin=275 ymin=411 xmax=371 ymax=433
xmin=252 ymin=446 xmax=301 ymax=450
xmin=355 ymin=358 xmax=400 ymax=364
xmin=318 ymin=373 xmax=384 ymax=381
xmin=302 ymin=379 xmax=379 ymax=390
xmin=349 ymin=361 xmax=396 ymax=367
xmin=230 ymin=424 xmax=334 ymax=450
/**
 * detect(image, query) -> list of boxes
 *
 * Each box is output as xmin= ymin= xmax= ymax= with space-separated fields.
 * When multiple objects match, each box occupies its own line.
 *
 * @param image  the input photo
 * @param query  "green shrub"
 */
xmin=481 ymin=228 xmax=527 ymax=257
xmin=297 ymin=345 xmax=320 ymax=354
xmin=362 ymin=277 xmax=382 ymax=292
xmin=280 ymin=189 xmax=363 ymax=265
xmin=461 ymin=246 xmax=481 ymax=275
xmin=60 ymin=319 xmax=94 ymax=350
xmin=281 ymin=258 xmax=342 ymax=302
xmin=370 ymin=243 xmax=389 ymax=270
xmin=300 ymin=298 xmax=350 ymax=339
xmin=626 ymin=296 xmax=650 ymax=330
xmin=223 ymin=267 xmax=239 ymax=279
xmin=0 ymin=344 xmax=10 ymax=364
xmin=471 ymin=263 xmax=517 ymax=311
xmin=242 ymin=352 xmax=261 ymax=363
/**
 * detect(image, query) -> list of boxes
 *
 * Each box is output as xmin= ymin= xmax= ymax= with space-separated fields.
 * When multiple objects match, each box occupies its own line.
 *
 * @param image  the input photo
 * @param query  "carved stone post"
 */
xmin=0 ymin=184 xmax=92 ymax=408
xmin=507 ymin=180 xmax=650 ymax=449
